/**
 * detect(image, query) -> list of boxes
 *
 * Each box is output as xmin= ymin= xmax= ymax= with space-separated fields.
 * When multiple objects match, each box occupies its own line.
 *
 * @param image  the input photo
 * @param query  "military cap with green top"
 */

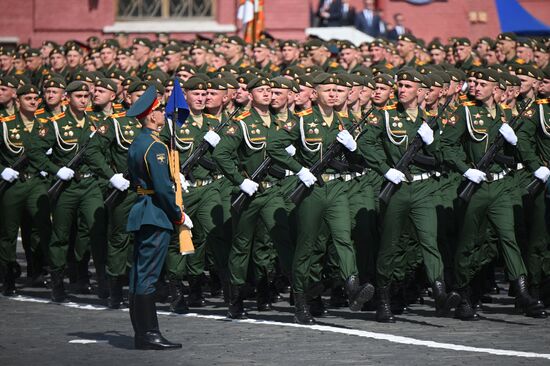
xmin=23 ymin=48 xmax=41 ymax=58
xmin=163 ymin=45 xmax=181 ymax=55
xmin=295 ymin=75 xmax=315 ymax=88
xmin=398 ymin=33 xmax=417 ymax=44
xmin=100 ymin=39 xmax=119 ymax=50
xmin=475 ymin=68 xmax=501 ymax=83
xmin=123 ymin=76 xmax=141 ymax=88
xmin=66 ymin=81 xmax=90 ymax=93
xmin=374 ymin=74 xmax=395 ymax=87
xmin=499 ymin=72 xmax=521 ymax=87
xmin=236 ymin=73 xmax=257 ymax=85
xmin=133 ymin=38 xmax=153 ymax=49
xmin=270 ymin=76 xmax=299 ymax=92
xmin=497 ymin=32 xmax=517 ymax=42
xmin=182 ymin=76 xmax=208 ymax=90
xmin=117 ymin=48 xmax=132 ymax=57
xmin=247 ymin=76 xmax=271 ymax=91
xmin=280 ymin=40 xmax=299 ymax=49
xmin=225 ymin=77 xmax=240 ymax=90
xmin=281 ymin=65 xmax=305 ymax=79
xmin=206 ymin=78 xmax=229 ymax=90
xmin=224 ymin=35 xmax=246 ymax=47
xmin=43 ymin=78 xmax=66 ymax=90
xmin=127 ymin=81 xmax=149 ymax=94
xmin=0 ymin=76 xmax=19 ymax=89
xmin=73 ymin=71 xmax=96 ymax=83
xmin=164 ymin=78 xmax=184 ymax=89
xmin=16 ymin=84 xmax=39 ymax=96
xmin=515 ymin=64 xmax=544 ymax=81
xmin=95 ymin=78 xmax=118 ymax=93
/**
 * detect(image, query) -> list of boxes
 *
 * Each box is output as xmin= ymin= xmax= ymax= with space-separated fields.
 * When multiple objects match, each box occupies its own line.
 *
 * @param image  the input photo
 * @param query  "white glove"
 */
xmin=499 ymin=124 xmax=517 ymax=146
xmin=285 ymin=145 xmax=296 ymax=157
xmin=417 ymin=122 xmax=434 ymax=145
xmin=463 ymin=168 xmax=487 ymax=184
xmin=239 ymin=178 xmax=259 ymax=196
xmin=336 ymin=130 xmax=357 ymax=152
xmin=203 ymin=130 xmax=221 ymax=148
xmin=384 ymin=168 xmax=406 ymax=184
xmin=179 ymin=173 xmax=190 ymax=193
xmin=183 ymin=212 xmax=193 ymax=229
xmin=109 ymin=173 xmax=130 ymax=191
xmin=297 ymin=167 xmax=317 ymax=187
xmin=534 ymin=166 xmax=550 ymax=183
xmin=56 ymin=167 xmax=75 ymax=181
xmin=1 ymin=167 xmax=19 ymax=182
xmin=46 ymin=148 xmax=53 ymax=156
xmin=40 ymin=171 xmax=48 ymax=177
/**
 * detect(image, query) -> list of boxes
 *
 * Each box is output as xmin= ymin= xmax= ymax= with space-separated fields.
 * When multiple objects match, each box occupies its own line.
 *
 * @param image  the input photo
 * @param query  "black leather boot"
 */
xmin=329 ymin=283 xmax=348 ymax=308
xmin=432 ymin=280 xmax=461 ymax=316
xmin=95 ymin=267 xmax=109 ymax=300
xmin=2 ymin=262 xmax=18 ymax=296
xmin=390 ymin=281 xmax=407 ymax=315
xmin=134 ymin=294 xmax=182 ymax=350
xmin=50 ymin=270 xmax=66 ymax=303
xmin=168 ymin=279 xmax=189 ymax=314
xmin=345 ymin=275 xmax=375 ymax=312
xmin=308 ymin=296 xmax=328 ymax=317
xmin=256 ymin=277 xmax=272 ymax=311
xmin=208 ymin=270 xmax=222 ymax=297
xmin=74 ymin=260 xmax=92 ymax=294
xmin=512 ymin=275 xmax=547 ymax=318
xmin=187 ymin=275 xmax=206 ymax=307
xmin=128 ymin=292 xmax=136 ymax=332
xmin=454 ymin=287 xmax=479 ymax=321
xmin=294 ymin=293 xmax=315 ymax=325
xmin=227 ymin=285 xmax=247 ymax=319
xmin=376 ymin=286 xmax=395 ymax=323
xmin=108 ymin=276 xmax=125 ymax=309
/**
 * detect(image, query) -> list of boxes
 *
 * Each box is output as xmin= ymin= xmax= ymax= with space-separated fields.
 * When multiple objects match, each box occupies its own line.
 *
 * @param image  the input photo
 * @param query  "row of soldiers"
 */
xmin=0 ymin=32 xmax=549 ymax=325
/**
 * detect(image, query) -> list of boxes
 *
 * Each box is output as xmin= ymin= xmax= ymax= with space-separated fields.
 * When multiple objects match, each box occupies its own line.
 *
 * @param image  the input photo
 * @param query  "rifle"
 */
xmin=458 ymin=99 xmax=532 ymax=202
xmin=526 ymin=176 xmax=545 ymax=197
xmin=103 ymin=171 xmax=129 ymax=208
xmin=231 ymin=156 xmax=273 ymax=214
xmin=0 ymin=154 xmax=28 ymax=196
xmin=378 ymin=95 xmax=455 ymax=205
xmin=287 ymin=106 xmax=375 ymax=205
xmin=180 ymin=107 xmax=241 ymax=182
xmin=47 ymin=135 xmax=95 ymax=204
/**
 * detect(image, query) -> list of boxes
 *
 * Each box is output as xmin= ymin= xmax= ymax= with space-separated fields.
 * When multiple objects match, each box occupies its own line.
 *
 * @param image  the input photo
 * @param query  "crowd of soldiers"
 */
xmin=0 ymin=30 xmax=549 ymax=325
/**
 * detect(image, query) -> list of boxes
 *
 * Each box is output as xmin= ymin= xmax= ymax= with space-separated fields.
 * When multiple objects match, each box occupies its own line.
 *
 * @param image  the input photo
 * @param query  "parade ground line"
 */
xmin=6 ymin=294 xmax=550 ymax=361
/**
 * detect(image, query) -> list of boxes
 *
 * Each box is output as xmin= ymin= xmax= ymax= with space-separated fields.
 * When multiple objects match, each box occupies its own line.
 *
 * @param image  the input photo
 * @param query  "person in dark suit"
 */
xmin=387 ymin=13 xmax=411 ymax=41
xmin=340 ymin=0 xmax=356 ymax=26
xmin=355 ymin=0 xmax=384 ymax=37
xmin=317 ymin=0 xmax=343 ymax=27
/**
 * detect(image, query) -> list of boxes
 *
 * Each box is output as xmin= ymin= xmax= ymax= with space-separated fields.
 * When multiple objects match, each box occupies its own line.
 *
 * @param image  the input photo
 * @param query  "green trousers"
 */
xmin=454 ymin=177 xmax=527 ymax=289
xmin=229 ymin=185 xmax=293 ymax=286
xmin=292 ymin=179 xmax=358 ymax=294
xmin=0 ymin=177 xmax=51 ymax=272
xmin=165 ymin=180 xmax=227 ymax=279
xmin=106 ymin=190 xmax=135 ymax=277
xmin=377 ymin=178 xmax=443 ymax=287
xmin=49 ymin=178 xmax=106 ymax=273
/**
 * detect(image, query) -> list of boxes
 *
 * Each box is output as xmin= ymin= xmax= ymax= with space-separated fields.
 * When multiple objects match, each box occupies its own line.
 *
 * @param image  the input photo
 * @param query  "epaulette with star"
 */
xmin=203 ymin=113 xmax=218 ymax=119
xmin=34 ymin=108 xmax=45 ymax=116
xmin=233 ymin=111 xmax=251 ymax=121
xmin=385 ymin=63 xmax=394 ymax=69
xmin=458 ymin=94 xmax=469 ymax=102
xmin=85 ymin=106 xmax=93 ymax=112
xmin=270 ymin=64 xmax=280 ymax=72
xmin=110 ymin=111 xmax=126 ymax=118
xmin=295 ymin=108 xmax=313 ymax=117
xmin=382 ymin=104 xmax=397 ymax=111
xmin=113 ymin=103 xmax=125 ymax=111
xmin=147 ymin=62 xmax=157 ymax=70
xmin=500 ymin=103 xmax=512 ymax=110
xmin=462 ymin=101 xmax=477 ymax=107
xmin=336 ymin=111 xmax=348 ymax=118
xmin=536 ymin=98 xmax=549 ymax=105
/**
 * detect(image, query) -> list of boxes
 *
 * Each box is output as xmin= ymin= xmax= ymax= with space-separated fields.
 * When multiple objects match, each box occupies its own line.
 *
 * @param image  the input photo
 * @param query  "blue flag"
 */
xmin=165 ymin=78 xmax=190 ymax=126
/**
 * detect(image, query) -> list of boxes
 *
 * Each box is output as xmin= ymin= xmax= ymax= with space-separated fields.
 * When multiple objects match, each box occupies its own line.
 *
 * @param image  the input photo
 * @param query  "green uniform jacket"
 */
xmin=440 ymin=100 xmax=516 ymax=175
xmin=358 ymin=103 xmax=440 ymax=176
xmin=0 ymin=112 xmax=41 ymax=174
xmin=517 ymin=98 xmax=550 ymax=172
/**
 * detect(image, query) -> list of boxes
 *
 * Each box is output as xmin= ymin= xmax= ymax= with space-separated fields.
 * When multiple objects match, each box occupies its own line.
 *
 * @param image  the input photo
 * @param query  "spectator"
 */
xmin=355 ymin=0 xmax=384 ymax=37
xmin=387 ymin=13 xmax=410 ymax=40
xmin=340 ymin=0 xmax=356 ymax=26
xmin=316 ymin=0 xmax=344 ymax=27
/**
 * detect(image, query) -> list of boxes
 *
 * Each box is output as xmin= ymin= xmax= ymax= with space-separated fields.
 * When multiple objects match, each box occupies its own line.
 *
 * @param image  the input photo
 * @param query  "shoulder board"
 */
xmin=473 ymin=60 xmax=482 ymax=66
xmin=458 ymin=95 xmax=469 ymax=101
xmin=203 ymin=113 xmax=218 ymax=119
xmin=110 ymin=112 xmax=126 ymax=118
xmin=38 ymin=117 xmax=49 ymax=123
xmin=415 ymin=60 xmax=426 ymax=66
xmin=336 ymin=111 xmax=348 ymax=118
xmin=425 ymin=110 xmax=436 ymax=117
xmin=329 ymin=61 xmax=339 ymax=68
xmin=282 ymin=120 xmax=296 ymax=131
xmin=536 ymin=98 xmax=549 ymax=105
xmin=234 ymin=111 xmax=251 ymax=121
xmin=113 ymin=103 xmax=124 ymax=110
xmin=382 ymin=104 xmax=397 ymax=111
xmin=49 ymin=112 xmax=65 ymax=121
xmin=295 ymin=108 xmax=313 ymax=117
xmin=500 ymin=103 xmax=511 ymax=110
xmin=0 ymin=114 xmax=16 ymax=122
xmin=147 ymin=62 xmax=157 ymax=69
xmin=15 ymin=70 xmax=25 ymax=75
xmin=462 ymin=101 xmax=477 ymax=107
xmin=207 ymin=67 xmax=217 ymax=73
xmin=42 ymin=69 xmax=49 ymax=75
xmin=34 ymin=108 xmax=45 ymax=115
xmin=61 ymin=100 xmax=69 ymax=106
xmin=270 ymin=64 xmax=280 ymax=71
xmin=90 ymin=115 xmax=99 ymax=121
xmin=85 ymin=106 xmax=93 ymax=112
xmin=385 ymin=63 xmax=394 ymax=69
xmin=515 ymin=58 xmax=526 ymax=65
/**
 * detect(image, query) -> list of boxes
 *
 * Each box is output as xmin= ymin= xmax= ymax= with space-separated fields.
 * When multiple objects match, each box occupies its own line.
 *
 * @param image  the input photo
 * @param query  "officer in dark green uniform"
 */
xmin=23 ymin=48 xmax=49 ymax=88
xmin=28 ymin=81 xmax=107 ymax=302
xmin=213 ymin=76 xmax=294 ymax=318
xmin=126 ymin=85 xmax=192 ymax=350
xmin=87 ymin=79 xmax=143 ymax=309
xmin=440 ymin=68 xmax=546 ymax=320
xmin=0 ymin=84 xmax=51 ymax=295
